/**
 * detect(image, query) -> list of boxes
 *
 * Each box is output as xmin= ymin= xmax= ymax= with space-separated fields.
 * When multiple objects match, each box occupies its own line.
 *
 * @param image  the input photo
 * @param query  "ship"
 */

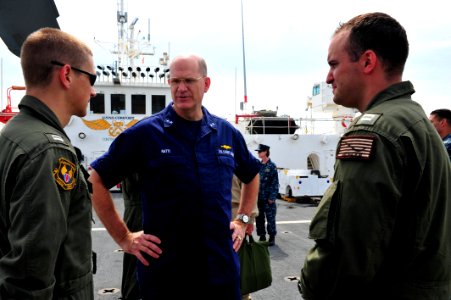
xmin=63 ymin=1 xmax=172 ymax=169
xmin=0 ymin=0 xmax=357 ymax=196
xmin=0 ymin=2 xmax=356 ymax=298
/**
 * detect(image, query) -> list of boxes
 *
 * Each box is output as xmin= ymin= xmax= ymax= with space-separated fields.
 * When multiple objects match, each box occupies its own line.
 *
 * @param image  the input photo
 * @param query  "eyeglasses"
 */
xmin=169 ymin=76 xmax=204 ymax=87
xmin=51 ymin=60 xmax=97 ymax=86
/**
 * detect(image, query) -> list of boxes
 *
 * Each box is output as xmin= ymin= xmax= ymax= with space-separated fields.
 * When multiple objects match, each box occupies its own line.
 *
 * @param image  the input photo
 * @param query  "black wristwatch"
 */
xmin=236 ymin=213 xmax=250 ymax=224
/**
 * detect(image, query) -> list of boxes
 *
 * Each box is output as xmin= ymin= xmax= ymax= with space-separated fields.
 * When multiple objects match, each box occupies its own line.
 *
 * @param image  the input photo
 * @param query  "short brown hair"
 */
xmin=334 ymin=12 xmax=409 ymax=78
xmin=431 ymin=109 xmax=451 ymax=124
xmin=20 ymin=27 xmax=93 ymax=88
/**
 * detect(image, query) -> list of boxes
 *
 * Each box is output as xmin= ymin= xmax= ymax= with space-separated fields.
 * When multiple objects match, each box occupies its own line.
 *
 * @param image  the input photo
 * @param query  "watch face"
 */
xmin=242 ymin=215 xmax=249 ymax=223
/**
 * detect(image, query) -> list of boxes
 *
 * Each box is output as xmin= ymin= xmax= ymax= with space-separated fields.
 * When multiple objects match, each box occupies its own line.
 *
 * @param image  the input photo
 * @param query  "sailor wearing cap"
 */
xmin=255 ymin=144 xmax=270 ymax=152
xmin=254 ymin=144 xmax=279 ymax=246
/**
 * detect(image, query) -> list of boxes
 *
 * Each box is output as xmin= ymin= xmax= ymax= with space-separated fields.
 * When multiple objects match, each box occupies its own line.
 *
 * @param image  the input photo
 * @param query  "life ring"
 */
xmin=341 ymin=116 xmax=353 ymax=128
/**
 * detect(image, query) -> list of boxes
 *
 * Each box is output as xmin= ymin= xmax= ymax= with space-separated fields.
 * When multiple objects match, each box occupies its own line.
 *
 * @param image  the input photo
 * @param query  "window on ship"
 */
xmin=111 ymin=94 xmax=126 ymax=114
xmin=90 ymin=93 xmax=105 ymax=114
xmin=152 ymin=95 xmax=166 ymax=114
xmin=132 ymin=94 xmax=146 ymax=114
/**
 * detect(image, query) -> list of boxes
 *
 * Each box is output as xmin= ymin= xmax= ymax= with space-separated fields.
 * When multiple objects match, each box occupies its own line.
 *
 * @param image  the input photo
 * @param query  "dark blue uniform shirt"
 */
xmin=91 ymin=104 xmax=261 ymax=298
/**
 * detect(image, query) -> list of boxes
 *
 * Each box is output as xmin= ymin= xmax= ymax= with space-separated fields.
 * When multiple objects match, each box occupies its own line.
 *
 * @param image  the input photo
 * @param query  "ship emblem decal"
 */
xmin=81 ymin=118 xmax=139 ymax=137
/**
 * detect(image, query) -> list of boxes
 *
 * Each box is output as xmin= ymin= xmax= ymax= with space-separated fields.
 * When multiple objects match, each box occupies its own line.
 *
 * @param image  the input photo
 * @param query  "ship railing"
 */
xmin=0 ymin=86 xmax=25 ymax=123
xmin=235 ymin=114 xmax=351 ymax=135
xmin=95 ymin=64 xmax=170 ymax=86
xmin=94 ymin=79 xmax=169 ymax=87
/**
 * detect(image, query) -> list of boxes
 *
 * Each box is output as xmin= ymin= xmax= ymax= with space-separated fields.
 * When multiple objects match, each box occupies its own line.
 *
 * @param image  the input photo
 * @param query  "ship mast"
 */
xmin=94 ymin=0 xmax=170 ymax=84
xmin=116 ymin=0 xmax=127 ymax=68
xmin=113 ymin=0 xmax=156 ymax=68
xmin=240 ymin=0 xmax=248 ymax=112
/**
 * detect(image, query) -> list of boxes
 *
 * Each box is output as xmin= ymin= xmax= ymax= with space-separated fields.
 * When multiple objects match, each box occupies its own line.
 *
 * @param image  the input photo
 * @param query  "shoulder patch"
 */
xmin=336 ymin=135 xmax=376 ymax=160
xmin=356 ymin=113 xmax=382 ymax=126
xmin=53 ymin=158 xmax=77 ymax=190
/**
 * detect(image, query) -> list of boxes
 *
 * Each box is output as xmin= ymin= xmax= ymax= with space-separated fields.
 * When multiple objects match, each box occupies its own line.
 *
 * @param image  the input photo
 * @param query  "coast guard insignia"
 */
xmin=53 ymin=158 xmax=77 ymax=190
xmin=218 ymin=144 xmax=234 ymax=156
xmin=336 ymin=135 xmax=376 ymax=160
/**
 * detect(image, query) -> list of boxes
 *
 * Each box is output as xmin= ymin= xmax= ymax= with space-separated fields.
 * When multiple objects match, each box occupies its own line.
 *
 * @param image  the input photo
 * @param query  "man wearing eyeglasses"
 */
xmin=89 ymin=54 xmax=261 ymax=299
xmin=0 ymin=28 xmax=96 ymax=299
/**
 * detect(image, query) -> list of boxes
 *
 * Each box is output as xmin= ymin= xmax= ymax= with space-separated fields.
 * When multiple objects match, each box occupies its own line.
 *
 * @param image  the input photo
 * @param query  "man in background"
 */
xmin=255 ymin=144 xmax=279 ymax=246
xmin=429 ymin=108 xmax=451 ymax=160
xmin=120 ymin=174 xmax=142 ymax=300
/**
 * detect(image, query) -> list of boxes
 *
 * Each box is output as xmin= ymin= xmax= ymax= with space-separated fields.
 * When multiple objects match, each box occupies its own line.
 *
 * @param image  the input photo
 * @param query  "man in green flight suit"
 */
xmin=299 ymin=12 xmax=451 ymax=299
xmin=0 ymin=28 xmax=97 ymax=299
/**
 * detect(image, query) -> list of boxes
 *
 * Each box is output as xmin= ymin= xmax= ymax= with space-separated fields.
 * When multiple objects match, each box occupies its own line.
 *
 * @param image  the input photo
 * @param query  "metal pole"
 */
xmin=240 ymin=0 xmax=248 ymax=106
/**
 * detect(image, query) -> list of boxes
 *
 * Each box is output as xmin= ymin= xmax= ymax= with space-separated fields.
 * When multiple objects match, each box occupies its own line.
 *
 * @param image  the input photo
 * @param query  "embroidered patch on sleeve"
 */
xmin=336 ymin=135 xmax=376 ymax=160
xmin=53 ymin=158 xmax=77 ymax=190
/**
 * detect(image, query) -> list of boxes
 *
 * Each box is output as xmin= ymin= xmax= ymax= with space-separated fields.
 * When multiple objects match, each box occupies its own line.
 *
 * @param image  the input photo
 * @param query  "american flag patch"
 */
xmin=336 ymin=135 xmax=376 ymax=160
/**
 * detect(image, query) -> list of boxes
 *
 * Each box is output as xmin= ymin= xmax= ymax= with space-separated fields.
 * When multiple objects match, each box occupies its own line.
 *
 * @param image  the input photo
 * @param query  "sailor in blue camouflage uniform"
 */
xmin=299 ymin=13 xmax=451 ymax=300
xmin=255 ymin=144 xmax=279 ymax=246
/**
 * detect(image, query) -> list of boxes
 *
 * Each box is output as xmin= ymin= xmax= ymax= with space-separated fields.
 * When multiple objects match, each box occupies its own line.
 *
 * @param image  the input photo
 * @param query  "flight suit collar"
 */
xmin=18 ymin=95 xmax=69 ymax=139
xmin=365 ymin=81 xmax=415 ymax=111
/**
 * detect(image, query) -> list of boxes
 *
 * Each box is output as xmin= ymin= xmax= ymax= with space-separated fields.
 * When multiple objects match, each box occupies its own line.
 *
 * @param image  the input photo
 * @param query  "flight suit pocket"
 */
xmin=308 ymin=181 xmax=339 ymax=241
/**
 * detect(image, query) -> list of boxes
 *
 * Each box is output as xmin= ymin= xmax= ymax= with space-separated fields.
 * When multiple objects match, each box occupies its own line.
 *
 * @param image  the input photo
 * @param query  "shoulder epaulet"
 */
xmin=355 ymin=114 xmax=382 ymax=126
xmin=45 ymin=133 xmax=70 ymax=146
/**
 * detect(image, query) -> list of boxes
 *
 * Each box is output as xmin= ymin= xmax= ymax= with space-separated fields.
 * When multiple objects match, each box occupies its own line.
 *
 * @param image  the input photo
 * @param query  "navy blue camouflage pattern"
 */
xmin=256 ymin=159 xmax=279 ymax=237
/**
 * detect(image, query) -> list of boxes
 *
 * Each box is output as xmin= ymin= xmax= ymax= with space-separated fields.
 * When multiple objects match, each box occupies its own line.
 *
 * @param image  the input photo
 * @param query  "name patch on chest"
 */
xmin=218 ymin=144 xmax=234 ymax=156
xmin=336 ymin=135 xmax=376 ymax=160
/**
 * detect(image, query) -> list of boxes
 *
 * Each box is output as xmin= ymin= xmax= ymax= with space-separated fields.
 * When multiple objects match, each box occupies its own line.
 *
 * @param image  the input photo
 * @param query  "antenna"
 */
xmin=240 ymin=0 xmax=248 ymax=109
xmin=147 ymin=19 xmax=151 ymax=42
xmin=94 ymin=0 xmax=170 ymax=82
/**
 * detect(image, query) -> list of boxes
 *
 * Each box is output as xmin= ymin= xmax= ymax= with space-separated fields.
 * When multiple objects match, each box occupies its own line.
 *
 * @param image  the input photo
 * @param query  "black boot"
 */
xmin=259 ymin=235 xmax=266 ymax=242
xmin=268 ymin=235 xmax=275 ymax=246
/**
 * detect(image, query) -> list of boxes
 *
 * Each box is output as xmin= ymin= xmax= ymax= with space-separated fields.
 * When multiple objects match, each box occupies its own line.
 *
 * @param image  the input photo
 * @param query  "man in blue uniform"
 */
xmin=299 ymin=13 xmax=451 ymax=299
xmin=255 ymin=144 xmax=279 ymax=246
xmin=89 ymin=54 xmax=261 ymax=299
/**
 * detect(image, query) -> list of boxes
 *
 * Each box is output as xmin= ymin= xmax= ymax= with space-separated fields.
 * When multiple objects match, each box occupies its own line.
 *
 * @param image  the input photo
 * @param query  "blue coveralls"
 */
xmin=256 ymin=159 xmax=279 ymax=238
xmin=91 ymin=104 xmax=261 ymax=299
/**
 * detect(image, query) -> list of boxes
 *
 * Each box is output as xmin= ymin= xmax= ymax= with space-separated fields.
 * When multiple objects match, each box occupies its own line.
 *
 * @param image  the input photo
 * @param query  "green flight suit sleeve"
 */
xmin=300 ymin=132 xmax=404 ymax=298
xmin=0 ymin=148 xmax=76 ymax=299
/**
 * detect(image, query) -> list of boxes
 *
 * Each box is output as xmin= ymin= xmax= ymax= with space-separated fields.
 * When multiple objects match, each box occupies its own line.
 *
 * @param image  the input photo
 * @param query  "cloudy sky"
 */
xmin=1 ymin=0 xmax=450 ymax=119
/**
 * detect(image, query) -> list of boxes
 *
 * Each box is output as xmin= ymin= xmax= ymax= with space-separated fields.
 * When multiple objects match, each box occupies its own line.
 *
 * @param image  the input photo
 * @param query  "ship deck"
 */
xmin=92 ymin=193 xmax=317 ymax=299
